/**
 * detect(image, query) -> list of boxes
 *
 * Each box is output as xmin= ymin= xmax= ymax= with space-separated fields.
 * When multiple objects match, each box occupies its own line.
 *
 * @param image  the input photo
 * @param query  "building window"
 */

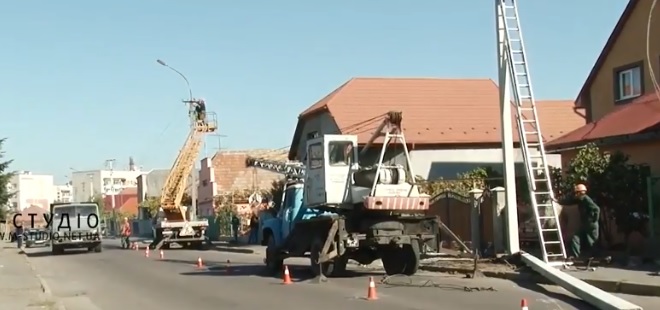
xmin=306 ymin=131 xmax=319 ymax=140
xmin=615 ymin=64 xmax=642 ymax=102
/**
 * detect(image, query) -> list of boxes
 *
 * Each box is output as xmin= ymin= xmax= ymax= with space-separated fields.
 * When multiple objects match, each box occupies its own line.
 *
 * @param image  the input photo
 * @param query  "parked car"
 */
xmin=25 ymin=228 xmax=49 ymax=248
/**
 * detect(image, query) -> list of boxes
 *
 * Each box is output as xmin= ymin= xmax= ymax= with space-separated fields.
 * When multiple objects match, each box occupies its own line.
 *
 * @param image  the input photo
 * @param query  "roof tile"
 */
xmin=547 ymin=93 xmax=660 ymax=149
xmin=299 ymin=78 xmax=584 ymax=145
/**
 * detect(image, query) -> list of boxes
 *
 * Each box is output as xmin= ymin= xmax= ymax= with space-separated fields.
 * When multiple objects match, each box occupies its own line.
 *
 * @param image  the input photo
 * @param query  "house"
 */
xmin=103 ymin=188 xmax=138 ymax=216
xmin=288 ymin=77 xmax=585 ymax=179
xmin=197 ymin=150 xmax=285 ymax=216
xmin=545 ymin=0 xmax=660 ymax=172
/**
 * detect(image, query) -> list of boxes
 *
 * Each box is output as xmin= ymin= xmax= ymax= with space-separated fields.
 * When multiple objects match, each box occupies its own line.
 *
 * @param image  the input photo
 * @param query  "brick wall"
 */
xmin=198 ymin=150 xmax=285 ymax=215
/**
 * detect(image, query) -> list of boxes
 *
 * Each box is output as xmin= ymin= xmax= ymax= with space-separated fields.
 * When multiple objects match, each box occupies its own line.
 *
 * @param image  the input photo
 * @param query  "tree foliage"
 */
xmin=0 ymin=138 xmax=14 ymax=220
xmin=552 ymin=143 xmax=650 ymax=239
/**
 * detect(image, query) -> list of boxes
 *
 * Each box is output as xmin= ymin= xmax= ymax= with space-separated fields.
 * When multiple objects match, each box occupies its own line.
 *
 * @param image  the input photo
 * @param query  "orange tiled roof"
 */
xmin=291 ymin=78 xmax=584 ymax=156
xmin=547 ymin=93 xmax=660 ymax=149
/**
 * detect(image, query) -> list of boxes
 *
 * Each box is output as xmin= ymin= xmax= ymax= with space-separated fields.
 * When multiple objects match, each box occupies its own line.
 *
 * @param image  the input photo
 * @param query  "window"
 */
xmin=328 ymin=141 xmax=354 ymax=166
xmin=306 ymin=131 xmax=320 ymax=140
xmin=615 ymin=65 xmax=642 ymax=101
xmin=308 ymin=143 xmax=323 ymax=169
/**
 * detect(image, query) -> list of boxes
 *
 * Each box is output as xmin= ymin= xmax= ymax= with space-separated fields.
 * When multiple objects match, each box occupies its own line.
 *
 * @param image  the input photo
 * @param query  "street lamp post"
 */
xmin=156 ymin=59 xmax=198 ymax=221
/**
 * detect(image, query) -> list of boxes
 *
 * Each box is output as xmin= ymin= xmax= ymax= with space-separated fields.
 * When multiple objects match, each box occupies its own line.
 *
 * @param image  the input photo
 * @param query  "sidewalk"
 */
xmin=418 ymin=257 xmax=660 ymax=297
xmin=0 ymin=243 xmax=60 ymax=309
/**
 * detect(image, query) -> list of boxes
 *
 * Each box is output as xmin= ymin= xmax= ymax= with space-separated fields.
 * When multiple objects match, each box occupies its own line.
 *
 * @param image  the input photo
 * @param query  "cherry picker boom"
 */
xmin=149 ymin=99 xmax=218 ymax=250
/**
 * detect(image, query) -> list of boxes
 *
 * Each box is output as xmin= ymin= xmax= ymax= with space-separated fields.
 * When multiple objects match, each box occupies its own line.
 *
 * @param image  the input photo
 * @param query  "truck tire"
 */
xmin=310 ymin=237 xmax=347 ymax=277
xmin=380 ymin=242 xmax=420 ymax=276
xmin=265 ymin=236 xmax=283 ymax=274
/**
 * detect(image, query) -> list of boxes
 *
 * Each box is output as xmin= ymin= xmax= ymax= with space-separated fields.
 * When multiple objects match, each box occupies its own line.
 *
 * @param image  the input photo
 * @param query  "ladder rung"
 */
xmin=541 ymin=228 xmax=559 ymax=232
xmin=539 ymin=216 xmax=555 ymax=219
xmin=537 ymin=204 xmax=553 ymax=207
xmin=512 ymin=50 xmax=523 ymax=53
xmin=507 ymin=28 xmax=519 ymax=31
xmin=546 ymin=253 xmax=565 ymax=257
xmin=534 ymin=191 xmax=552 ymax=195
xmin=544 ymin=241 xmax=561 ymax=245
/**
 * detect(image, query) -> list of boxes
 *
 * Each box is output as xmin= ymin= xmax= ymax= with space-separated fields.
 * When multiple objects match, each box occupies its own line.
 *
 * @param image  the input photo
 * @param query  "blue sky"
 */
xmin=0 ymin=0 xmax=627 ymax=183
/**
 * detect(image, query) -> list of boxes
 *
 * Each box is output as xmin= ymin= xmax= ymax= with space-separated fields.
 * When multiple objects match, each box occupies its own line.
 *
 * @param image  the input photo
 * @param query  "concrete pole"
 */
xmin=496 ymin=0 xmax=520 ymax=254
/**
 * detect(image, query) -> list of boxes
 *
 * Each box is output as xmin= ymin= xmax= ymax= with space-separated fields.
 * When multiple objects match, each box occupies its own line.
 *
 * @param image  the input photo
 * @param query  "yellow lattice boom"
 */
xmin=160 ymin=111 xmax=217 ymax=222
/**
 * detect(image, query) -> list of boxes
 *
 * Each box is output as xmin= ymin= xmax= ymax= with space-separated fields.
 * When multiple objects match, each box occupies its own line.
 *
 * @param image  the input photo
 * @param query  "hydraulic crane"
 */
xmin=149 ymin=99 xmax=218 ymax=250
xmin=248 ymin=112 xmax=438 ymax=278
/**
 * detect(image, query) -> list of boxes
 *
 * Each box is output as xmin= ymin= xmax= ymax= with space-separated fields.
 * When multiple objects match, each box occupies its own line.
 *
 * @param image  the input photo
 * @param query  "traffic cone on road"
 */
xmin=159 ymin=250 xmax=164 ymax=260
xmin=520 ymin=299 xmax=528 ymax=310
xmin=134 ymin=243 xmax=139 ymax=251
xmin=145 ymin=247 xmax=150 ymax=258
xmin=366 ymin=277 xmax=378 ymax=300
xmin=282 ymin=265 xmax=292 ymax=285
xmin=196 ymin=257 xmax=204 ymax=269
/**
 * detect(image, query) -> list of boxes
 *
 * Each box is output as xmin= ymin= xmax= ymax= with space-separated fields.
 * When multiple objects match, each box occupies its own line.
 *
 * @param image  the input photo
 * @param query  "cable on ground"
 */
xmin=379 ymin=274 xmax=497 ymax=292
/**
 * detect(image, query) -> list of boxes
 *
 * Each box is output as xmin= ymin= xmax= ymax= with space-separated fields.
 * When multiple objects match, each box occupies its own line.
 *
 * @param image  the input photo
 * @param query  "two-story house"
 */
xmin=546 ymin=0 xmax=660 ymax=172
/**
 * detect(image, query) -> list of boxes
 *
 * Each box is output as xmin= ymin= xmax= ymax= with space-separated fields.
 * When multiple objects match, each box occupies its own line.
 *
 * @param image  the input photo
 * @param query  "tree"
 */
xmin=139 ymin=196 xmax=161 ymax=217
xmin=552 ymin=143 xmax=650 ymax=248
xmin=0 ymin=138 xmax=15 ymax=220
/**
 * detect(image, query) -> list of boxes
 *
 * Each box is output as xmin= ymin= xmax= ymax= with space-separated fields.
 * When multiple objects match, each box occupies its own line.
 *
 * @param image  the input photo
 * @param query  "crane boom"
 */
xmin=245 ymin=157 xmax=305 ymax=178
xmin=160 ymin=103 xmax=217 ymax=222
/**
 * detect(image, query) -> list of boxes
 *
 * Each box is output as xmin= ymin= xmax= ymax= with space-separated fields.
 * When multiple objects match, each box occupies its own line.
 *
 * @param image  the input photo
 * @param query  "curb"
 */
xmin=22 ymin=254 xmax=66 ymax=310
xmin=420 ymin=265 xmax=660 ymax=297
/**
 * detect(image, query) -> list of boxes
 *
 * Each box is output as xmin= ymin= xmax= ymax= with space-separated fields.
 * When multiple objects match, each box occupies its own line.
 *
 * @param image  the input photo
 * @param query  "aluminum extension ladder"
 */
xmin=499 ymin=0 xmax=567 ymax=265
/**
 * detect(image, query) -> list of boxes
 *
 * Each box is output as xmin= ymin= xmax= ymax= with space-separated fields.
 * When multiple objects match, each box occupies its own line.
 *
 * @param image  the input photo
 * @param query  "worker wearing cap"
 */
xmin=120 ymin=217 xmax=132 ymax=249
xmin=555 ymin=184 xmax=600 ymax=259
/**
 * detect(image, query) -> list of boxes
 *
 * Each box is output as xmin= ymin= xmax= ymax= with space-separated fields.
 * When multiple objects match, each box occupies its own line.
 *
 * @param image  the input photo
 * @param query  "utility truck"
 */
xmin=248 ymin=111 xmax=439 ymax=278
xmin=148 ymin=99 xmax=217 ymax=250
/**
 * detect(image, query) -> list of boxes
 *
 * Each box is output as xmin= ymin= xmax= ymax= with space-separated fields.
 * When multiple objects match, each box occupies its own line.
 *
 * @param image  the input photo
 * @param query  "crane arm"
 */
xmin=245 ymin=157 xmax=306 ymax=179
xmin=160 ymin=112 xmax=217 ymax=221
xmin=359 ymin=111 xmax=403 ymax=156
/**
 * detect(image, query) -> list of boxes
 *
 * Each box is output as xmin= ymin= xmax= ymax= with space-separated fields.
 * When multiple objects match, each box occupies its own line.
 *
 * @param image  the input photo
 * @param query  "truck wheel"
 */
xmin=265 ymin=237 xmax=283 ymax=274
xmin=93 ymin=243 xmax=103 ymax=253
xmin=310 ymin=237 xmax=346 ymax=277
xmin=380 ymin=242 xmax=420 ymax=276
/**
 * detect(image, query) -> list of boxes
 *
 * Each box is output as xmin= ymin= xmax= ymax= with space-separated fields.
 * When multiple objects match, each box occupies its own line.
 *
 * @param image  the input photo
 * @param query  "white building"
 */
xmin=8 ymin=171 xmax=55 ymax=211
xmin=53 ymin=183 xmax=74 ymax=203
xmin=71 ymin=169 xmax=142 ymax=202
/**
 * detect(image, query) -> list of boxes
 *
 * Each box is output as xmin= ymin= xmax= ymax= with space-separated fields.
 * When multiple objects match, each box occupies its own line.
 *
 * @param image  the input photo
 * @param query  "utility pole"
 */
xmin=105 ymin=159 xmax=117 ymax=233
xmin=157 ymin=59 xmax=199 ymax=221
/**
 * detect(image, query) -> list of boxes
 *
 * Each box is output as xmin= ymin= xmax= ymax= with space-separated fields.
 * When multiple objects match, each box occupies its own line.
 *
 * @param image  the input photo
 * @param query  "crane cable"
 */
xmin=647 ymin=0 xmax=660 ymax=102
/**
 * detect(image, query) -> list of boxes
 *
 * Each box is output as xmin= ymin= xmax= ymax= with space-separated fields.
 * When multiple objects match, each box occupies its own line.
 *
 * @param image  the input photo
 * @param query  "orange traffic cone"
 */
xmin=366 ymin=277 xmax=378 ymax=300
xmin=282 ymin=265 xmax=292 ymax=285
xmin=520 ymin=299 xmax=528 ymax=310
xmin=134 ymin=243 xmax=139 ymax=251
xmin=196 ymin=257 xmax=204 ymax=269
xmin=145 ymin=247 xmax=150 ymax=258
xmin=159 ymin=250 xmax=164 ymax=260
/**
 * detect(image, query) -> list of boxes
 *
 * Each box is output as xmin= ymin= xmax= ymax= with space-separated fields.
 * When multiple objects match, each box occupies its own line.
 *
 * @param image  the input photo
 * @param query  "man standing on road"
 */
xmin=15 ymin=220 xmax=25 ymax=252
xmin=120 ymin=217 xmax=132 ymax=249
xmin=248 ymin=212 xmax=259 ymax=244
xmin=555 ymin=184 xmax=601 ymax=259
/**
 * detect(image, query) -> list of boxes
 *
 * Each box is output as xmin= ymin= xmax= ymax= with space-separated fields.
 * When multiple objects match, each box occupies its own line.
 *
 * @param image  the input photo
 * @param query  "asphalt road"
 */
xmin=22 ymin=240 xmax=654 ymax=310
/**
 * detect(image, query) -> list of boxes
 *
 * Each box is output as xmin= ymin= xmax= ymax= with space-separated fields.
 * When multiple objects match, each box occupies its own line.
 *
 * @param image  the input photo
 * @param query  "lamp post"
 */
xmin=156 ymin=59 xmax=198 ymax=220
